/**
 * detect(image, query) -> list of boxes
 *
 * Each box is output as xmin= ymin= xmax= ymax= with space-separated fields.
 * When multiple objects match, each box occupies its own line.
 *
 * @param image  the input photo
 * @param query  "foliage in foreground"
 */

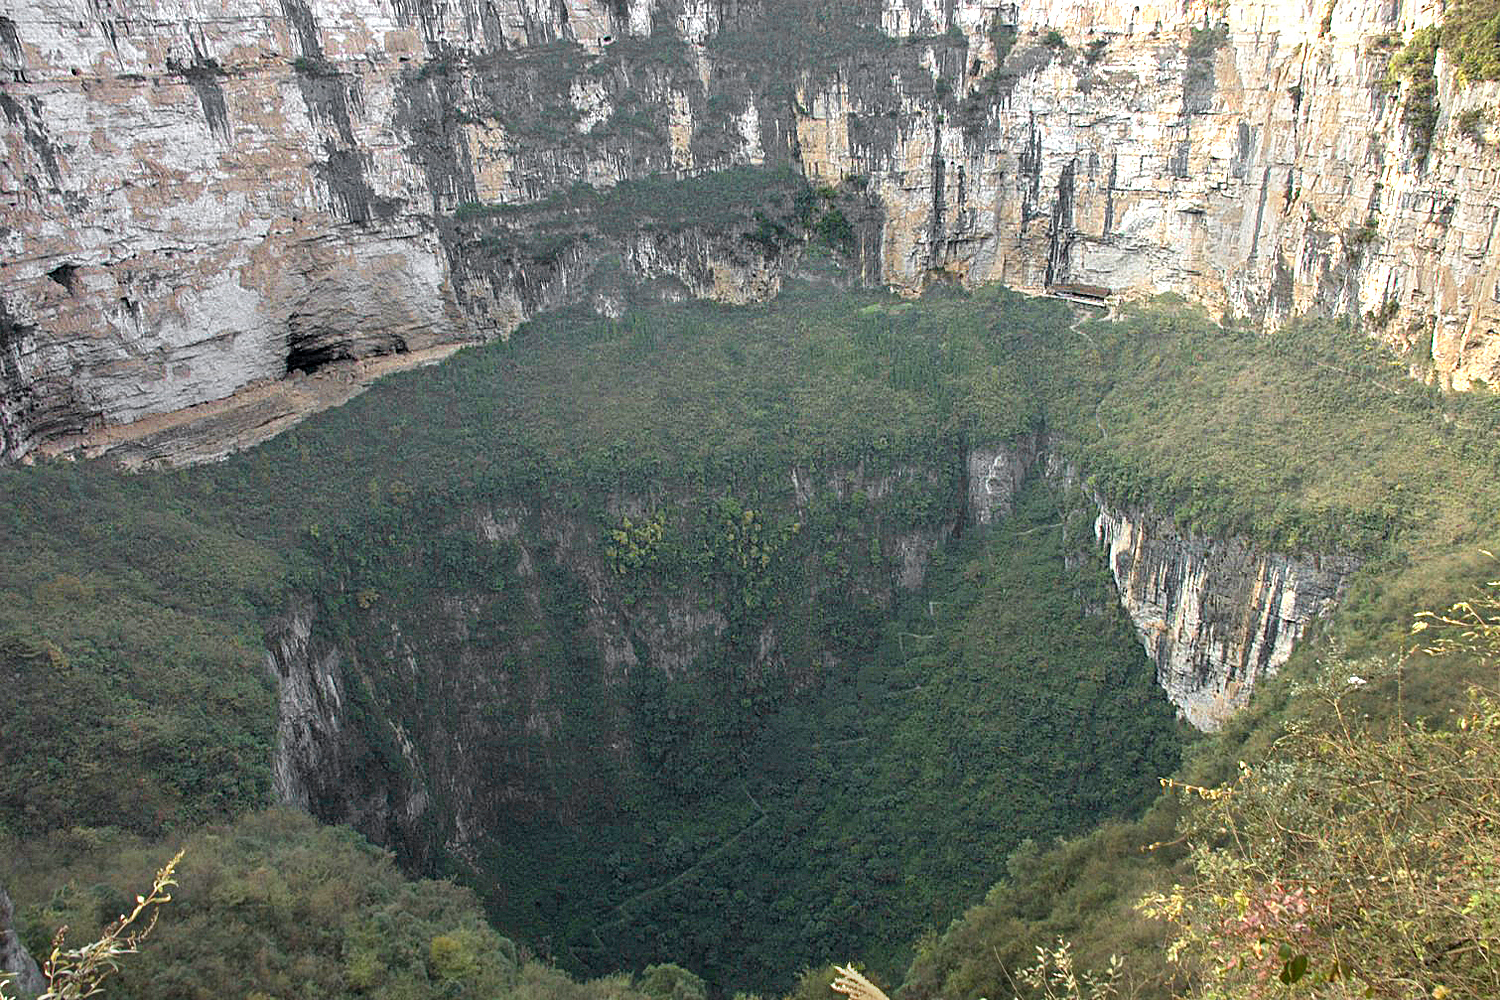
xmin=1145 ymin=669 xmax=1500 ymax=999
xmin=1 ymin=810 xmax=704 ymax=1000
xmin=1137 ymin=582 xmax=1500 ymax=1000
xmin=2 ymin=851 xmax=181 ymax=1000
xmin=900 ymin=579 xmax=1500 ymax=1000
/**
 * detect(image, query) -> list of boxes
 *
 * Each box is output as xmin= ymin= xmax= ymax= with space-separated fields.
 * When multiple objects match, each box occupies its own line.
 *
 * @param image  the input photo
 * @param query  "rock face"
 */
xmin=1094 ymin=501 xmax=1360 ymax=730
xmin=0 ymin=882 xmax=44 ymax=999
xmin=6 ymin=0 xmax=1500 ymax=463
xmin=267 ymin=457 xmax=965 ymax=866
xmin=969 ymin=438 xmax=1358 ymax=729
xmin=266 ymin=436 xmax=1355 ymax=876
xmin=967 ymin=435 xmax=1041 ymax=526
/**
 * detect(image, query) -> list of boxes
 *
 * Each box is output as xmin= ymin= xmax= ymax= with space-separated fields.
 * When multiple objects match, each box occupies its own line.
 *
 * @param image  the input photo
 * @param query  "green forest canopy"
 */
xmin=5 ymin=282 xmax=1500 ymax=997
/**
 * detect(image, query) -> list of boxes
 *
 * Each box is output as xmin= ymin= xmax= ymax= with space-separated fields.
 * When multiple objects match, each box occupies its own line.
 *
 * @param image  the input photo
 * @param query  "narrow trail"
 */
xmin=1065 ymin=302 xmax=1113 ymax=441
xmin=587 ymin=785 xmax=770 ymax=943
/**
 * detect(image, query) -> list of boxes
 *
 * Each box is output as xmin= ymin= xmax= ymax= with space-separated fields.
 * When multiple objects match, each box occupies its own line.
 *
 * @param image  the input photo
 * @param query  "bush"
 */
xmin=2 ymin=811 xmax=522 ymax=1000
xmin=1437 ymin=0 xmax=1500 ymax=83
xmin=1384 ymin=27 xmax=1440 ymax=160
xmin=1458 ymin=106 xmax=1489 ymax=144
xmin=1142 ymin=661 xmax=1500 ymax=998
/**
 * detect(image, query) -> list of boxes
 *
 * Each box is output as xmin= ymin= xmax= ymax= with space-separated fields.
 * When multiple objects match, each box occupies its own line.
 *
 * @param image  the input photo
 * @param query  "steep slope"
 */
xmin=7 ymin=0 xmax=1500 ymax=464
xmin=8 ymin=279 xmax=1500 ymax=993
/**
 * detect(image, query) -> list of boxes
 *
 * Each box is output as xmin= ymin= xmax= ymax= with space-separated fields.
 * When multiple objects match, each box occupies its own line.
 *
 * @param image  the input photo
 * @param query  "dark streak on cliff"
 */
xmin=0 ymin=299 xmax=98 ymax=462
xmin=0 ymin=92 xmax=61 ymax=188
xmin=1045 ymin=158 xmax=1075 ymax=288
xmin=167 ymin=56 xmax=232 ymax=144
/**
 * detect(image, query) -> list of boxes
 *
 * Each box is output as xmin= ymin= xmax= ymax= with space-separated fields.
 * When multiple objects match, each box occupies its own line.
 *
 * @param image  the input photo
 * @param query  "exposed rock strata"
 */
xmin=969 ymin=438 xmax=1358 ymax=729
xmin=267 ymin=436 xmax=1356 ymax=877
xmin=265 ymin=597 xmax=437 ymax=863
xmin=268 ymin=460 xmax=963 ymax=865
xmin=967 ymin=435 xmax=1041 ymax=526
xmin=7 ymin=1 xmax=1500 ymax=463
xmin=1094 ymin=501 xmax=1360 ymax=730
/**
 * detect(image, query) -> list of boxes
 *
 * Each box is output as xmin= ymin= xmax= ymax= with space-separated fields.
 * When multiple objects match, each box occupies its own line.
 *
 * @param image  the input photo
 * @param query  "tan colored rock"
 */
xmin=9 ymin=0 xmax=1500 ymax=463
xmin=1094 ymin=501 xmax=1359 ymax=730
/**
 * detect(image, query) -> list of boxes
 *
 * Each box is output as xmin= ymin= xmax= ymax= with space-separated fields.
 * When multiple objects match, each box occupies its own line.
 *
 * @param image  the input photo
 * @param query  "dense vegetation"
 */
xmin=456 ymin=481 xmax=1181 ymax=989
xmin=1145 ymin=671 xmax=1500 ymax=999
xmin=1380 ymin=1 xmax=1500 ymax=160
xmin=244 ymin=287 xmax=1175 ymax=988
xmin=896 ymin=298 xmax=1500 ymax=1000
xmin=0 ymin=469 xmax=285 ymax=836
xmin=1 ymin=809 xmax=707 ymax=1000
xmin=8 ymin=277 xmax=1500 ymax=998
xmin=1431 ymin=0 xmax=1500 ymax=83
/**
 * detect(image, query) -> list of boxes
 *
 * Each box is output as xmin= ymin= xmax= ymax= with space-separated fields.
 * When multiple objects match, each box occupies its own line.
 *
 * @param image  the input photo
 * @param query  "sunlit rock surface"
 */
xmin=1095 ymin=502 xmax=1359 ymax=730
xmin=7 ymin=1 xmax=1500 ymax=462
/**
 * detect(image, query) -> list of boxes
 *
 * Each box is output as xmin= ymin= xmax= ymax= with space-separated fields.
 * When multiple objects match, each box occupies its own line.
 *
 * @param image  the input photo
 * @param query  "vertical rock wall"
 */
xmin=1094 ymin=501 xmax=1360 ymax=730
xmin=265 ymin=455 xmax=965 ymax=864
xmin=8 ymin=0 xmax=1500 ymax=462
xmin=967 ymin=438 xmax=1359 ymax=729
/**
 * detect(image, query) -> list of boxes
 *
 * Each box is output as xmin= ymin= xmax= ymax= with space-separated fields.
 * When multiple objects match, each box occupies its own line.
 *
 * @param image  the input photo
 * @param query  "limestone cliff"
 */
xmin=266 ymin=456 xmax=962 ymax=866
xmin=266 ymin=435 xmax=1355 ymax=880
xmin=968 ymin=438 xmax=1358 ymax=729
xmin=7 ymin=0 xmax=1500 ymax=464
xmin=1094 ymin=501 xmax=1359 ymax=730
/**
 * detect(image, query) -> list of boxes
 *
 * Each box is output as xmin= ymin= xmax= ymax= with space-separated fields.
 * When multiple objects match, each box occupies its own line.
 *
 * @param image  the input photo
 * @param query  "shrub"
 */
xmin=1437 ymin=0 xmax=1500 ymax=82
xmin=1367 ymin=296 xmax=1400 ymax=328
xmin=1458 ymin=106 xmax=1489 ymax=145
xmin=1383 ymin=27 xmax=1440 ymax=160
xmin=638 ymin=963 xmax=706 ymax=1000
xmin=1142 ymin=657 xmax=1500 ymax=999
xmin=1344 ymin=217 xmax=1381 ymax=258
xmin=1186 ymin=24 xmax=1229 ymax=59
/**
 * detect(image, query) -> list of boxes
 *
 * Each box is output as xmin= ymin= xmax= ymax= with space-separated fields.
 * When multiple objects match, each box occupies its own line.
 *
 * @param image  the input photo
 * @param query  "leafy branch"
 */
xmin=3 ymin=851 xmax=183 ymax=1000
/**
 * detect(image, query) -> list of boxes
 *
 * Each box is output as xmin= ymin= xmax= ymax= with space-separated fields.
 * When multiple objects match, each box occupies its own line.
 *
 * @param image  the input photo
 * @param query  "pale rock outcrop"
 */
xmin=967 ymin=438 xmax=1358 ymax=729
xmin=0 ymin=882 xmax=43 ymax=998
xmin=8 ymin=1 xmax=1500 ymax=463
xmin=1094 ymin=501 xmax=1359 ymax=730
xmin=967 ymin=436 xmax=1040 ymax=525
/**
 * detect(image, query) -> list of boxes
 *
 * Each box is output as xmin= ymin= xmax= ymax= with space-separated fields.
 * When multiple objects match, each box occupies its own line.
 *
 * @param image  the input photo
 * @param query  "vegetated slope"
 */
xmin=7 ymin=281 xmax=1500 ymax=997
xmin=0 ymin=808 xmax=711 ymax=1000
xmin=0 ymin=279 xmax=1036 ymax=840
xmin=900 ymin=302 xmax=1500 ymax=1000
xmin=254 ymin=285 xmax=1179 ymax=989
xmin=5 ymin=281 xmax=1179 ymax=994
